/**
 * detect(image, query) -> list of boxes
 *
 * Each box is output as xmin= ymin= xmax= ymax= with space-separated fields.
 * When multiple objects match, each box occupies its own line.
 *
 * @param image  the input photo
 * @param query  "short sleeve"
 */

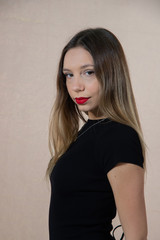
xmin=100 ymin=123 xmax=144 ymax=174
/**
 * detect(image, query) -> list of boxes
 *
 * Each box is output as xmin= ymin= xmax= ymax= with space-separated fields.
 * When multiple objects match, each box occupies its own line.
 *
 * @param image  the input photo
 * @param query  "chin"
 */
xmin=77 ymin=105 xmax=91 ymax=112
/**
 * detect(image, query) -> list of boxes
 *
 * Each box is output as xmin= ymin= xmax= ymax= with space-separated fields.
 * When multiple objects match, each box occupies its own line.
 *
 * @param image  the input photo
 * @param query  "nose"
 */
xmin=72 ymin=75 xmax=85 ymax=92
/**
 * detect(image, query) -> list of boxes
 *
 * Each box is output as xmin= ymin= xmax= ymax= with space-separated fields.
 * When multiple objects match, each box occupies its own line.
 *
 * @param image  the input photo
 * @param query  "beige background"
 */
xmin=0 ymin=0 xmax=160 ymax=239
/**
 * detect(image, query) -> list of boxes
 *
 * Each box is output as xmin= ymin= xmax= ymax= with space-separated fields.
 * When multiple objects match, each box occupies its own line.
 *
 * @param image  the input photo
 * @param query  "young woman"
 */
xmin=47 ymin=28 xmax=147 ymax=240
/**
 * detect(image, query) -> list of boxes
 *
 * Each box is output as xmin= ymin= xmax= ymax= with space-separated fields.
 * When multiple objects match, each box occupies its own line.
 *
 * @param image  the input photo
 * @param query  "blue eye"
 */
xmin=84 ymin=70 xmax=95 ymax=76
xmin=64 ymin=73 xmax=73 ymax=79
xmin=82 ymin=70 xmax=95 ymax=78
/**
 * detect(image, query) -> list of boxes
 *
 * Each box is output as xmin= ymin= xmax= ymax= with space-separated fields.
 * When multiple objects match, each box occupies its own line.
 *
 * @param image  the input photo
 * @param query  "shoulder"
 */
xmin=97 ymin=120 xmax=140 ymax=143
xmin=101 ymin=120 xmax=142 ymax=152
xmin=95 ymin=120 xmax=144 ymax=172
xmin=110 ymin=122 xmax=139 ymax=142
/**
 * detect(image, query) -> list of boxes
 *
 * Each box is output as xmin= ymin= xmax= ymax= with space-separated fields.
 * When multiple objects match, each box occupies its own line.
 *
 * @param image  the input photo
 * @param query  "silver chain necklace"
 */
xmin=76 ymin=118 xmax=112 ymax=139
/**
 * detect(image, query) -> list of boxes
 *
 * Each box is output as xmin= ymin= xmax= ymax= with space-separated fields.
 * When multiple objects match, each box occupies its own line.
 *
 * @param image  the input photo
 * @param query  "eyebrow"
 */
xmin=63 ymin=64 xmax=94 ymax=72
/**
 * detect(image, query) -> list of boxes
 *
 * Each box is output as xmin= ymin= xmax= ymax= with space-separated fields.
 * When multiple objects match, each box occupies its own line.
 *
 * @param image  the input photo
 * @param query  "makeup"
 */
xmin=75 ymin=97 xmax=90 ymax=104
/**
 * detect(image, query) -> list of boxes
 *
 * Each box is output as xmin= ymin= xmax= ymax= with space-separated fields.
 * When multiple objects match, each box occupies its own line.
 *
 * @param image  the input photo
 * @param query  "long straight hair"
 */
xmin=47 ymin=28 xmax=146 ymax=176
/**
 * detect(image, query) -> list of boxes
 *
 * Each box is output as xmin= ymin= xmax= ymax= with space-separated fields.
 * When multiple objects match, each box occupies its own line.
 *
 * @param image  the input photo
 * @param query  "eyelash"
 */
xmin=63 ymin=70 xmax=95 ymax=79
xmin=85 ymin=70 xmax=95 ymax=76
xmin=64 ymin=73 xmax=73 ymax=78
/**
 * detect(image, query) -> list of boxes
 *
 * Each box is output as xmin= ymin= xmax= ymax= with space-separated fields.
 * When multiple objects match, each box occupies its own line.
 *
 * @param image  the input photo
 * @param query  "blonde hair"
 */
xmin=47 ymin=28 xmax=146 ymax=176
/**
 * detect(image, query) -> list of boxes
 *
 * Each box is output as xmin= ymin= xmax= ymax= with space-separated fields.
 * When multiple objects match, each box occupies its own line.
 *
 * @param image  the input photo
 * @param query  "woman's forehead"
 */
xmin=63 ymin=47 xmax=94 ymax=70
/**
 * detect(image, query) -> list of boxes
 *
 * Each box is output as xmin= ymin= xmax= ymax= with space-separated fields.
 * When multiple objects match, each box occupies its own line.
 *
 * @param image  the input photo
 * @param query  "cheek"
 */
xmin=90 ymin=82 xmax=101 ymax=97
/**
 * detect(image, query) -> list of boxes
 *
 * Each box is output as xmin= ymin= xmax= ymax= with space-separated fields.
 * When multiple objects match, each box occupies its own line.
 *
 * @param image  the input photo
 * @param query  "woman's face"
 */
xmin=63 ymin=47 xmax=102 ymax=119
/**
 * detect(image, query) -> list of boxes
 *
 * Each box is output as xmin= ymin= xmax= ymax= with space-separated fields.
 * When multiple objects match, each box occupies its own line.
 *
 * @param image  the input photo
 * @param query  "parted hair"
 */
xmin=47 ymin=28 xmax=146 ymax=176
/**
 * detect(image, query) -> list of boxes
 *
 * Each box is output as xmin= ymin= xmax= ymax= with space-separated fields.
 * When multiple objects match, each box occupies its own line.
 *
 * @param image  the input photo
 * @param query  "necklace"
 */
xmin=76 ymin=118 xmax=112 ymax=140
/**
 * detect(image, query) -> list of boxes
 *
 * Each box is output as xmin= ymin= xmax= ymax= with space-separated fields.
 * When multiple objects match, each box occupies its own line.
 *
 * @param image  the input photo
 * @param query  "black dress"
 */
xmin=49 ymin=118 xmax=144 ymax=240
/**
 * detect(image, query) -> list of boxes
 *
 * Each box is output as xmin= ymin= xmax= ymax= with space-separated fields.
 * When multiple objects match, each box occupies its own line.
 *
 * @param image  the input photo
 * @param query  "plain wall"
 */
xmin=0 ymin=0 xmax=160 ymax=239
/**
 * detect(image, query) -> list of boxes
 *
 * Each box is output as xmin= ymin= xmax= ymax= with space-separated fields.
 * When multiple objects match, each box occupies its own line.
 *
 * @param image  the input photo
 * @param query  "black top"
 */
xmin=49 ymin=118 xmax=144 ymax=240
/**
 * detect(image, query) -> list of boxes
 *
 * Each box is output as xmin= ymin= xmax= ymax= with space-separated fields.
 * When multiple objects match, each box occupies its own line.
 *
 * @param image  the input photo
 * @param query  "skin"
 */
xmin=108 ymin=163 xmax=147 ymax=240
xmin=63 ymin=46 xmax=102 ymax=119
xmin=63 ymin=46 xmax=148 ymax=240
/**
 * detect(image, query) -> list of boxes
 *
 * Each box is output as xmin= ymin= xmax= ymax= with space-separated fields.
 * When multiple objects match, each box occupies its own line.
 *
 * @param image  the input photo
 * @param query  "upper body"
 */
xmin=48 ymin=28 xmax=147 ymax=240
xmin=49 ymin=119 xmax=146 ymax=240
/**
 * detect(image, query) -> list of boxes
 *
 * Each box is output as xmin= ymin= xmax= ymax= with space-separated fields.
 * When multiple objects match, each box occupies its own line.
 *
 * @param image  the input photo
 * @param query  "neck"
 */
xmin=87 ymin=109 xmax=107 ymax=120
xmin=88 ymin=112 xmax=107 ymax=120
xmin=88 ymin=117 xmax=107 ymax=120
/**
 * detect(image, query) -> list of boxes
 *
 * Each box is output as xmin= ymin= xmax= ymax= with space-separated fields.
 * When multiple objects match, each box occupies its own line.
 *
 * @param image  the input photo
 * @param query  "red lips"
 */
xmin=75 ymin=97 xmax=90 ymax=104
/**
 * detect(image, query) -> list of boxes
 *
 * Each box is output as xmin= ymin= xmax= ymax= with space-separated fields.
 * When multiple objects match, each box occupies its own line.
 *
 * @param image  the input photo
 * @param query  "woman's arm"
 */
xmin=108 ymin=163 xmax=147 ymax=240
